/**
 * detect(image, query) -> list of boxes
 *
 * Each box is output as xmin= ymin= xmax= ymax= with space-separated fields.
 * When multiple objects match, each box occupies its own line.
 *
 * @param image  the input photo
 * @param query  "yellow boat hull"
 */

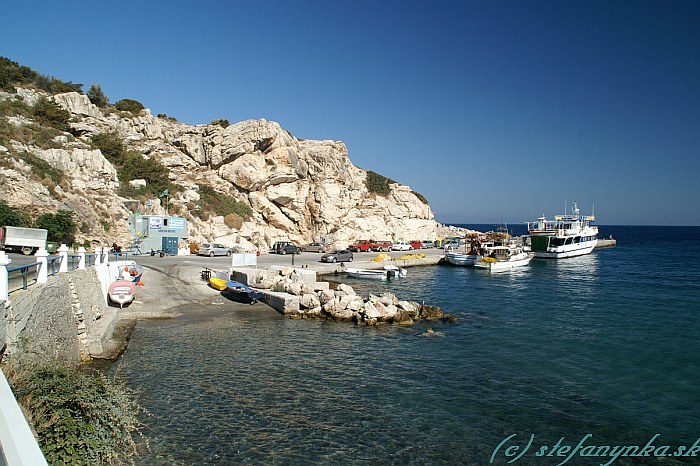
xmin=209 ymin=277 xmax=228 ymax=290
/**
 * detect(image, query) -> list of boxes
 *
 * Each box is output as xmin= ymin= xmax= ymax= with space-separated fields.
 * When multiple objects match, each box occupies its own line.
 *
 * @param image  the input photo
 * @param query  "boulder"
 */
xmin=420 ymin=304 xmax=444 ymax=320
xmin=392 ymin=310 xmax=414 ymax=325
xmin=336 ymin=283 xmax=356 ymax=296
xmin=300 ymin=293 xmax=321 ymax=309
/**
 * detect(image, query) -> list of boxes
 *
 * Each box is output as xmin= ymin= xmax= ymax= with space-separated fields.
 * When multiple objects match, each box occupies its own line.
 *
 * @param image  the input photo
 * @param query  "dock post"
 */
xmin=35 ymin=248 xmax=48 ymax=284
xmin=58 ymin=244 xmax=69 ymax=273
xmin=77 ymin=247 xmax=86 ymax=270
xmin=0 ymin=252 xmax=11 ymax=303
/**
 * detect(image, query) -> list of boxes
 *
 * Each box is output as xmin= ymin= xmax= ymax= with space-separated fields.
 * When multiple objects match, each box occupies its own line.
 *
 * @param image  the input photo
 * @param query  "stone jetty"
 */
xmin=230 ymin=266 xmax=450 ymax=326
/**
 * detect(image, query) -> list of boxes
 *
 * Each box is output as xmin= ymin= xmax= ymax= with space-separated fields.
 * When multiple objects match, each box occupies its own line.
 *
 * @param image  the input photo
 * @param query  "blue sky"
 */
xmin=2 ymin=0 xmax=699 ymax=225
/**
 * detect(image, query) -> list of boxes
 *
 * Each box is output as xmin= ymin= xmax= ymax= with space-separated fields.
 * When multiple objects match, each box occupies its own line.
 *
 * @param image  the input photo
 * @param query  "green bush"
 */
xmin=0 ymin=200 xmax=31 ymax=227
xmin=118 ymin=151 xmax=170 ymax=196
xmin=91 ymin=132 xmax=126 ymax=165
xmin=33 ymin=209 xmax=77 ymax=244
xmin=0 ymin=57 xmax=82 ymax=94
xmin=114 ymin=98 xmax=144 ymax=115
xmin=197 ymin=183 xmax=252 ymax=219
xmin=8 ymin=363 xmax=142 ymax=465
xmin=32 ymin=96 xmax=71 ymax=132
xmin=0 ymin=56 xmax=36 ymax=91
xmin=210 ymin=118 xmax=229 ymax=128
xmin=365 ymin=170 xmax=396 ymax=196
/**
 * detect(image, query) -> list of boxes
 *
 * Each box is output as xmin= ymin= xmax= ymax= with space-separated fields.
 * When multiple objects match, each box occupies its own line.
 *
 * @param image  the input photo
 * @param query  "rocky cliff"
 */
xmin=0 ymin=87 xmax=443 ymax=251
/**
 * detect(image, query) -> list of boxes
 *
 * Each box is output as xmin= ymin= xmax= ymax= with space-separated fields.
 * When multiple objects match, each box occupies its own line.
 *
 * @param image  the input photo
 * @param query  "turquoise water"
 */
xmin=113 ymin=226 xmax=700 ymax=465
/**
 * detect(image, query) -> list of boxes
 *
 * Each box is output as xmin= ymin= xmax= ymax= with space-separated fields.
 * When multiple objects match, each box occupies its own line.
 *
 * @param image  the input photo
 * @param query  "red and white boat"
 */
xmin=108 ymin=280 xmax=135 ymax=308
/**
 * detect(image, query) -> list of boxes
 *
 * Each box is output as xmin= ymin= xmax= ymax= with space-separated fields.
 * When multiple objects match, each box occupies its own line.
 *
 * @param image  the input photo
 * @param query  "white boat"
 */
xmin=527 ymin=202 xmax=598 ymax=259
xmin=346 ymin=265 xmax=407 ymax=280
xmin=474 ymin=245 xmax=534 ymax=272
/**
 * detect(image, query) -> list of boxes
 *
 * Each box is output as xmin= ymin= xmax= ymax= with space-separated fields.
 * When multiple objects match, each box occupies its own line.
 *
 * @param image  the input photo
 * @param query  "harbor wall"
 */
xmin=2 ymin=269 xmax=117 ymax=365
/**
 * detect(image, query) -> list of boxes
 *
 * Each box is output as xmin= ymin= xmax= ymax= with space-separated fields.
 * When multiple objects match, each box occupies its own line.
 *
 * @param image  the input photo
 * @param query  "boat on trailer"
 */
xmin=346 ymin=265 xmax=407 ymax=279
xmin=225 ymin=280 xmax=264 ymax=303
xmin=527 ymin=202 xmax=598 ymax=259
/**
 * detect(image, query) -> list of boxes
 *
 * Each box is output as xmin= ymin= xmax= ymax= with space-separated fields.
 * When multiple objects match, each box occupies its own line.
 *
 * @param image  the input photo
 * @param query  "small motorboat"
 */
xmin=108 ymin=280 xmax=136 ymax=308
xmin=209 ymin=277 xmax=229 ymax=290
xmin=225 ymin=280 xmax=264 ymax=304
xmin=346 ymin=265 xmax=407 ymax=280
xmin=123 ymin=264 xmax=144 ymax=283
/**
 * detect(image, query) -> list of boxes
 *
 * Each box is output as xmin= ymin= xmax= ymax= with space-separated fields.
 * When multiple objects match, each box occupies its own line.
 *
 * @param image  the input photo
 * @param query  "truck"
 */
xmin=0 ymin=226 xmax=48 ymax=255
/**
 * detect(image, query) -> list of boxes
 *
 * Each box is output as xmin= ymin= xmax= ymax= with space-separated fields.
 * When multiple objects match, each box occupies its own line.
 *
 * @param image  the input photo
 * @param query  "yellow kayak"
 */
xmin=209 ymin=277 xmax=228 ymax=290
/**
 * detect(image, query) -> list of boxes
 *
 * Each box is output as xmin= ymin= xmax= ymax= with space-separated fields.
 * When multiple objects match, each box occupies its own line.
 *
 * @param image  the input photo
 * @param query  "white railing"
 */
xmin=0 ymin=368 xmax=48 ymax=465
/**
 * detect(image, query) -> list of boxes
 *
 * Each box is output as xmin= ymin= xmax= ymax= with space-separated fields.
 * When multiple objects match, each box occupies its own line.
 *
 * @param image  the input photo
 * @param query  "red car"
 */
xmin=409 ymin=240 xmax=422 ymax=250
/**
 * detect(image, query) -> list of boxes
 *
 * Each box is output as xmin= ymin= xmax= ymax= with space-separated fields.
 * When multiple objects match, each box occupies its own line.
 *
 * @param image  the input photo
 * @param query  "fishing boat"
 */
xmin=474 ymin=245 xmax=534 ymax=272
xmin=209 ymin=277 xmax=229 ymax=290
xmin=527 ymin=202 xmax=598 ymax=259
xmin=225 ymin=280 xmax=264 ymax=303
xmin=108 ymin=280 xmax=136 ymax=308
xmin=445 ymin=251 xmax=478 ymax=267
xmin=346 ymin=265 xmax=407 ymax=280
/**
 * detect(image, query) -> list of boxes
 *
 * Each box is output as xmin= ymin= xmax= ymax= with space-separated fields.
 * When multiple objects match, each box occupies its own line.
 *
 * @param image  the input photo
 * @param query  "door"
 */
xmin=161 ymin=237 xmax=178 ymax=255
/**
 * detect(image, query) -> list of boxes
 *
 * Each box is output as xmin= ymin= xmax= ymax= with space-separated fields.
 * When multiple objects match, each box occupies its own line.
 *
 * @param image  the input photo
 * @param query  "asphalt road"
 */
xmin=133 ymin=247 xmax=446 ymax=274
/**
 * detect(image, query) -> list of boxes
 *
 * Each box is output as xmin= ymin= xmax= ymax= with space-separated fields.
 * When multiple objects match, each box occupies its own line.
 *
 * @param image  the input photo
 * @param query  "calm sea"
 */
xmin=112 ymin=225 xmax=700 ymax=465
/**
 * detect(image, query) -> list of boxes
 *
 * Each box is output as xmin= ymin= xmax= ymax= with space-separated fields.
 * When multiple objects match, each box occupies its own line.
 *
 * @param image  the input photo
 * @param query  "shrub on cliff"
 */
xmin=197 ymin=183 xmax=253 ymax=219
xmin=32 ymin=96 xmax=71 ymax=132
xmin=365 ymin=170 xmax=395 ymax=196
xmin=7 ymin=363 xmax=143 ymax=465
xmin=0 ymin=57 xmax=82 ymax=94
xmin=91 ymin=131 xmax=126 ymax=165
xmin=210 ymin=118 xmax=229 ymax=128
xmin=114 ymin=98 xmax=144 ymax=115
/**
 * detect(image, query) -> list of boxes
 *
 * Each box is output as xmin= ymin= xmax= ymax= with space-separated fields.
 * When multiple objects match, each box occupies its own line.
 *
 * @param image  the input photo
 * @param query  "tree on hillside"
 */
xmin=87 ymin=84 xmax=108 ymax=107
xmin=0 ymin=200 xmax=31 ymax=227
xmin=33 ymin=210 xmax=77 ymax=245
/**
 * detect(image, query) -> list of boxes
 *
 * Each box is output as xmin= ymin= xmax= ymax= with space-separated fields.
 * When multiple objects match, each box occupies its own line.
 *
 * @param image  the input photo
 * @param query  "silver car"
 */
xmin=320 ymin=250 xmax=354 ymax=263
xmin=198 ymin=243 xmax=234 ymax=257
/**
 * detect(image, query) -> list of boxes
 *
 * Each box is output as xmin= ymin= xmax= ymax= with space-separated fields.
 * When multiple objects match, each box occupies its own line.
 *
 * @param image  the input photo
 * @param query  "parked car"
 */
xmin=372 ymin=240 xmax=393 ymax=252
xmin=320 ymin=250 xmax=354 ymax=263
xmin=421 ymin=240 xmax=435 ymax=249
xmin=391 ymin=241 xmax=412 ymax=251
xmin=271 ymin=241 xmax=302 ymax=255
xmin=198 ymin=243 xmax=234 ymax=257
xmin=349 ymin=240 xmax=374 ymax=252
xmin=442 ymin=239 xmax=464 ymax=250
xmin=301 ymin=242 xmax=328 ymax=253
xmin=409 ymin=240 xmax=422 ymax=250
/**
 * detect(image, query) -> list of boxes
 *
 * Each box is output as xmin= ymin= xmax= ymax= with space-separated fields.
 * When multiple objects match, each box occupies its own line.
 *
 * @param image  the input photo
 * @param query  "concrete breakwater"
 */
xmin=230 ymin=265 xmax=451 ymax=325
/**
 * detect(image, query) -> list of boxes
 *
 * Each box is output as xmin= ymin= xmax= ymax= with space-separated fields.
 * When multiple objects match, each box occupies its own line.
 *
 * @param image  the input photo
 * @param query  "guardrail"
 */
xmin=0 ymin=245 xmax=115 ymax=303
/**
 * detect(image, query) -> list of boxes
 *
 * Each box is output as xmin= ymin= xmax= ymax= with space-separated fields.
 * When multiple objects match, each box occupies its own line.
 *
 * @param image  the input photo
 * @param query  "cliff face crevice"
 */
xmin=0 ymin=88 xmax=441 ymax=250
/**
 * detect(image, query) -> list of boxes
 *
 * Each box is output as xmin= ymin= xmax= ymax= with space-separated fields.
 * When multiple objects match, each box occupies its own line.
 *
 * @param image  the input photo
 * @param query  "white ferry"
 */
xmin=527 ymin=202 xmax=598 ymax=259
